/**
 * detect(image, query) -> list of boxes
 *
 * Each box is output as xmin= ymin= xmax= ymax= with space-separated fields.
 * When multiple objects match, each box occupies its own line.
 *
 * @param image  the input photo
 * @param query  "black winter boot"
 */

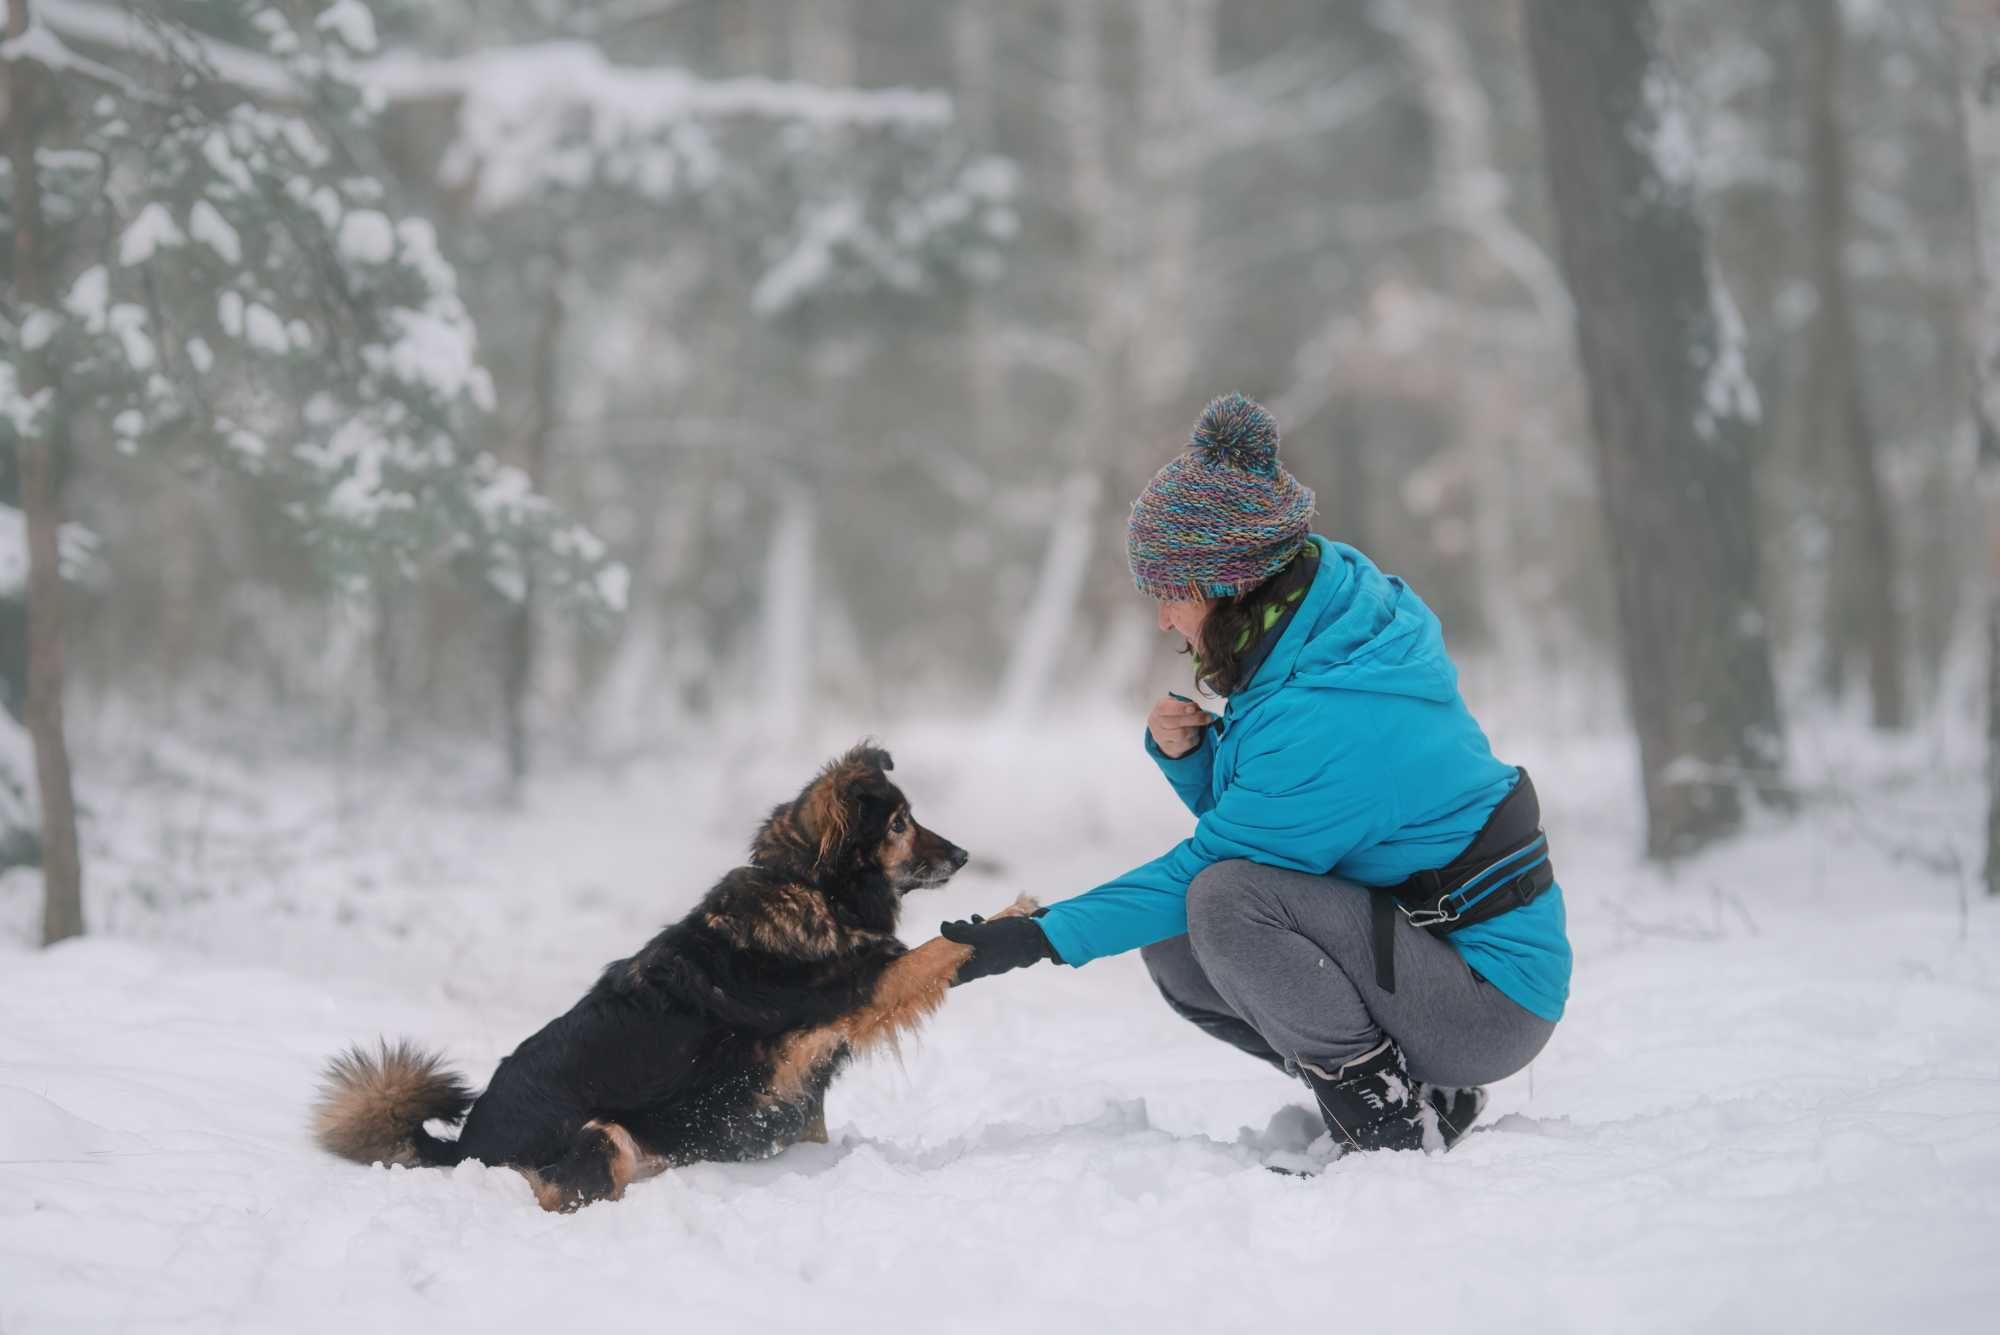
xmin=1420 ymin=1083 xmax=1488 ymax=1152
xmin=1300 ymin=1039 xmax=1423 ymax=1153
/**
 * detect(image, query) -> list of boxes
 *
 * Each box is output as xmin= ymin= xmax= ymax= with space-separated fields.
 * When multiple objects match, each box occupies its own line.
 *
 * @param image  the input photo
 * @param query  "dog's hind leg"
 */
xmin=520 ymin=1120 xmax=663 ymax=1213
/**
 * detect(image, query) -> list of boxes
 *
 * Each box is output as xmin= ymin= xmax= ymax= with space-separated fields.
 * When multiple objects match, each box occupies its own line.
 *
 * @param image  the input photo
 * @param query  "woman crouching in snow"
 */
xmin=942 ymin=394 xmax=1571 ymax=1155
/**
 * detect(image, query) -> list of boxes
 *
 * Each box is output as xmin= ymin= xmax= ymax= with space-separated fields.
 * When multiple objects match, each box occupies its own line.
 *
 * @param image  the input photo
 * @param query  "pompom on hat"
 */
xmin=1127 ymin=393 xmax=1316 ymax=601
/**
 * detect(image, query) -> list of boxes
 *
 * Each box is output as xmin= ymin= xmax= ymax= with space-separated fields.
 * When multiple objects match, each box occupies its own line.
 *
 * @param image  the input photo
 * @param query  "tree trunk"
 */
xmin=993 ymin=475 xmax=1099 ymax=721
xmin=1523 ymin=0 xmax=1786 ymax=858
xmin=502 ymin=250 xmax=568 ymax=790
xmin=6 ymin=0 xmax=85 ymax=942
xmin=1956 ymin=0 xmax=2000 ymax=895
xmin=950 ymin=0 xmax=1005 ymax=451
xmin=1800 ymin=0 xmax=1907 ymax=728
xmin=2 ymin=453 xmax=28 ymax=718
xmin=788 ymin=0 xmax=853 ymax=85
xmin=1055 ymin=0 xmax=1126 ymax=673
xmin=1134 ymin=0 xmax=1213 ymax=415
xmin=760 ymin=486 xmax=816 ymax=743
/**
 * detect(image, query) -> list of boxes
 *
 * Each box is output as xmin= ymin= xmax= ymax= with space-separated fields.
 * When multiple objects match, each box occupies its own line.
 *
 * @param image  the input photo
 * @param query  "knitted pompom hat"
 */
xmin=1127 ymin=393 xmax=1316 ymax=601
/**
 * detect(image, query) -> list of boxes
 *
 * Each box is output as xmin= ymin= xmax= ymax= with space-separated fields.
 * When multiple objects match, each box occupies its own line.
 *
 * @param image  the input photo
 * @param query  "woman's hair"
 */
xmin=1185 ymin=544 xmax=1311 ymax=698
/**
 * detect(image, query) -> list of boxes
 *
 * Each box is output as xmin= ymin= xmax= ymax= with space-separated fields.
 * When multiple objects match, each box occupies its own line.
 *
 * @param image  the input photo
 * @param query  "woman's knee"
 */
xmin=1187 ymin=861 xmax=1376 ymax=964
xmin=1184 ymin=859 xmax=1271 ymax=952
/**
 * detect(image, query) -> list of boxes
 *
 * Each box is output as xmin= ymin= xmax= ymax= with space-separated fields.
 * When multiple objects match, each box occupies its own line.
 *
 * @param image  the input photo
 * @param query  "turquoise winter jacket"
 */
xmin=1037 ymin=536 xmax=1572 ymax=1023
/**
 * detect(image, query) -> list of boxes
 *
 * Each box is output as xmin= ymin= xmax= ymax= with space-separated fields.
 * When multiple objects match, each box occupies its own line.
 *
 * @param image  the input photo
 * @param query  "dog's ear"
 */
xmin=803 ymin=773 xmax=854 ymax=874
xmin=798 ymin=743 xmax=895 ymax=874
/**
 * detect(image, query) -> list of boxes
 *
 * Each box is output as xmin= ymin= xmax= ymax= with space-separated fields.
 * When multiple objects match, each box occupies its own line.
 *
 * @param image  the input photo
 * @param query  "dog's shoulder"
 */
xmin=597 ymin=867 xmax=902 ymax=1034
xmin=697 ymin=864 xmax=901 ymax=965
xmin=594 ymin=901 xmax=787 ymax=1032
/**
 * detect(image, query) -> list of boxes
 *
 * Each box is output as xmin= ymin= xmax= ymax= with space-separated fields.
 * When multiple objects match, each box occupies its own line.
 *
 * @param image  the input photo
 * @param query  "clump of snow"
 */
xmin=366 ymin=307 xmax=487 ymax=406
xmin=117 ymin=202 xmax=185 ymax=266
xmin=18 ymin=308 xmax=58 ymax=352
xmin=106 ymin=303 xmax=155 ymax=371
xmin=1634 ymin=60 xmax=1699 ymax=200
xmin=1696 ymin=256 xmax=1761 ymax=441
xmin=0 ymin=503 xmax=100 ymax=592
xmin=62 ymin=265 xmax=109 ymax=331
xmin=187 ymin=199 xmax=242 ymax=264
xmin=242 ymin=302 xmax=289 ymax=356
xmin=336 ymin=209 xmax=394 ymax=265
xmin=594 ymin=560 xmax=632 ymax=614
xmin=0 ymin=364 xmax=52 ymax=441
xmin=0 ymin=502 xmax=24 ymax=596
xmin=201 ymin=128 xmax=254 ymax=194
xmin=316 ymin=0 xmax=379 ymax=54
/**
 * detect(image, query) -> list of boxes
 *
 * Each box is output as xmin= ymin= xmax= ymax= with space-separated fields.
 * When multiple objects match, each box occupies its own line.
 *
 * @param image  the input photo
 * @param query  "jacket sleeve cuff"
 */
xmin=1144 ymin=724 xmax=1211 ymax=772
xmin=1034 ymin=904 xmax=1090 ymax=967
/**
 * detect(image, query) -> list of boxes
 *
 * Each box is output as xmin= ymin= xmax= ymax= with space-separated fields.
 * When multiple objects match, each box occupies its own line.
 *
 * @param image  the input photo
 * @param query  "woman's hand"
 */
xmin=1147 ymin=693 xmax=1214 ymax=758
xmin=940 ymin=914 xmax=1059 ymax=984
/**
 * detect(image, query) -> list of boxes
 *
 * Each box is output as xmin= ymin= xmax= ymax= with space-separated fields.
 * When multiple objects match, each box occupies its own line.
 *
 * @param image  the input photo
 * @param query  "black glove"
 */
xmin=940 ymin=913 xmax=1058 ymax=984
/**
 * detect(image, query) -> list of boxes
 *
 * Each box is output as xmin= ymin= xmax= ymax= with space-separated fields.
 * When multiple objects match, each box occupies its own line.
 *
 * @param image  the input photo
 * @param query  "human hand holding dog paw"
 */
xmin=939 ymin=910 xmax=1058 ymax=984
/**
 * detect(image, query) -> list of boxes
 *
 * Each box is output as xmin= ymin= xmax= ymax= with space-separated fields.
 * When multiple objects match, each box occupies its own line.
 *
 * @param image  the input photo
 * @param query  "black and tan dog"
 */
xmin=313 ymin=743 xmax=1027 ymax=1212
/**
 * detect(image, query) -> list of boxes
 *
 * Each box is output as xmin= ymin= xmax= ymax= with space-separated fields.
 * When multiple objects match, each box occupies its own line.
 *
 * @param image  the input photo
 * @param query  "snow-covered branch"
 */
xmin=41 ymin=0 xmax=291 ymax=97
xmin=1 ymin=8 xmax=156 ymax=100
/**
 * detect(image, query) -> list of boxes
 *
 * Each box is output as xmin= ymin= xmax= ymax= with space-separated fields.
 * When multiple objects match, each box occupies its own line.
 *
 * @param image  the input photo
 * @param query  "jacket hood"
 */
xmin=1230 ymin=536 xmax=1460 ymax=713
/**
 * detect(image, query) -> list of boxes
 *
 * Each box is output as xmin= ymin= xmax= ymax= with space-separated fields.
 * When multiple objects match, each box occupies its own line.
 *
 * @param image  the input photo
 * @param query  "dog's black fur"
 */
xmin=313 ymin=744 xmax=971 ymax=1211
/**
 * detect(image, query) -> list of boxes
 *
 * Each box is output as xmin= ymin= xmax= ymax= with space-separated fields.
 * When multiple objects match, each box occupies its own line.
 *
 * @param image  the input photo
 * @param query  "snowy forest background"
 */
xmin=3 ymin=3 xmax=2000 ymax=1332
xmin=4 ymin=0 xmax=1999 ymax=903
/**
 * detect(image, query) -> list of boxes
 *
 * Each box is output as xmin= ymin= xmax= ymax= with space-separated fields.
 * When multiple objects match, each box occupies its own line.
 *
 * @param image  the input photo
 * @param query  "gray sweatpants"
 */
xmin=1141 ymin=859 xmax=1555 ymax=1087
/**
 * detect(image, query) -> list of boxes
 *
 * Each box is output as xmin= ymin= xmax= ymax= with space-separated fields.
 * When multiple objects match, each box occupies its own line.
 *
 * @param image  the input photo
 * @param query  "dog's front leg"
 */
xmin=766 ymin=897 xmax=1037 ymax=1107
xmin=841 ymin=896 xmax=1039 ymax=1054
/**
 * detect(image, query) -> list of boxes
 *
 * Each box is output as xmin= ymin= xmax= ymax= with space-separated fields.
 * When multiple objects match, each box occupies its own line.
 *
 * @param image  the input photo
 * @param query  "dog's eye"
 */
xmin=891 ymin=815 xmax=907 ymax=834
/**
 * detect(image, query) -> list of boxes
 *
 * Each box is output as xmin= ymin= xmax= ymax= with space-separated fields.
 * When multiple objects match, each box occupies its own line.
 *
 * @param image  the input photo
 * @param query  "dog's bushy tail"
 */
xmin=312 ymin=1039 xmax=475 ymax=1169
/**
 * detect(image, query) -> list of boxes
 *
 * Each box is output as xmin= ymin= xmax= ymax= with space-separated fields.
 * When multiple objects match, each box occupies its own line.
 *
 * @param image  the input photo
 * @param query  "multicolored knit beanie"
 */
xmin=1127 ymin=393 xmax=1316 ymax=601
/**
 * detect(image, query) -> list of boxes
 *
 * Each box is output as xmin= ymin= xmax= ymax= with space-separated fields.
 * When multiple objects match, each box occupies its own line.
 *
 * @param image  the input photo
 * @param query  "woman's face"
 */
xmin=1156 ymin=597 xmax=1210 ymax=649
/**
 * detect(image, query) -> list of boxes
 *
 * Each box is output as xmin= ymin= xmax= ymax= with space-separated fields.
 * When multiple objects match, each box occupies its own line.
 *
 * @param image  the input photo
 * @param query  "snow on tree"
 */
xmin=1 ymin=0 xmax=626 ymax=943
xmin=364 ymin=31 xmax=1015 ymax=770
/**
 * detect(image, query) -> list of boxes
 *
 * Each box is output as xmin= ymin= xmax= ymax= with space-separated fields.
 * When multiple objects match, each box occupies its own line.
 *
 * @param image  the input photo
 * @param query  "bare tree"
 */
xmin=1957 ymin=0 xmax=2000 ymax=894
xmin=1523 ymin=0 xmax=1786 ymax=856
xmin=1800 ymin=0 xmax=1906 ymax=728
xmin=4 ymin=0 xmax=84 ymax=944
xmin=501 ymin=241 xmax=572 ymax=790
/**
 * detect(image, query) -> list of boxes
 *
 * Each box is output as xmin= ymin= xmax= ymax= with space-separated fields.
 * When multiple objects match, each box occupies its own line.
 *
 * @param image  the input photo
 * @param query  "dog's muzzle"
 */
xmin=899 ymin=844 xmax=969 ymax=893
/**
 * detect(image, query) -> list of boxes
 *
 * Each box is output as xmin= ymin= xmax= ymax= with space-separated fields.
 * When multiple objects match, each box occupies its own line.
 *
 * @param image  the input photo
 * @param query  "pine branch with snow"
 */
xmin=0 ymin=1 xmax=625 ymax=614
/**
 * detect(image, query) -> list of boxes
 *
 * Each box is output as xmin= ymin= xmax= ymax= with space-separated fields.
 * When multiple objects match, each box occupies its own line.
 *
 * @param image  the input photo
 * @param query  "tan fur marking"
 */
xmin=747 ymin=884 xmax=845 ymax=959
xmin=583 ymin=1120 xmax=643 ymax=1198
xmin=803 ymin=772 xmax=853 ymax=871
xmin=520 ymin=1122 xmax=666 ymax=1213
xmin=800 ymin=1106 xmax=829 ymax=1144
xmin=711 ymin=882 xmax=893 ymax=962
xmin=763 ymin=896 xmax=1038 ymax=1106
xmin=766 ymin=1026 xmax=852 ymax=1105
xmin=875 ymin=813 xmax=918 ymax=883
xmin=523 ymin=1169 xmax=566 ymax=1213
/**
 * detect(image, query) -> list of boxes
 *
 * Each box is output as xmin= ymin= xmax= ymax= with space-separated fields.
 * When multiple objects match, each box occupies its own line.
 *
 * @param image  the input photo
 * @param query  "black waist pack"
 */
xmin=1370 ymin=768 xmax=1554 ymax=993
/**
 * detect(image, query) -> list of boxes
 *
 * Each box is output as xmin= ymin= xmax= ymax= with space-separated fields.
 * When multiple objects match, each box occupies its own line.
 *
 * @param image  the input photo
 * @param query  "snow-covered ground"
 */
xmin=2 ymin=707 xmax=1996 ymax=1334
